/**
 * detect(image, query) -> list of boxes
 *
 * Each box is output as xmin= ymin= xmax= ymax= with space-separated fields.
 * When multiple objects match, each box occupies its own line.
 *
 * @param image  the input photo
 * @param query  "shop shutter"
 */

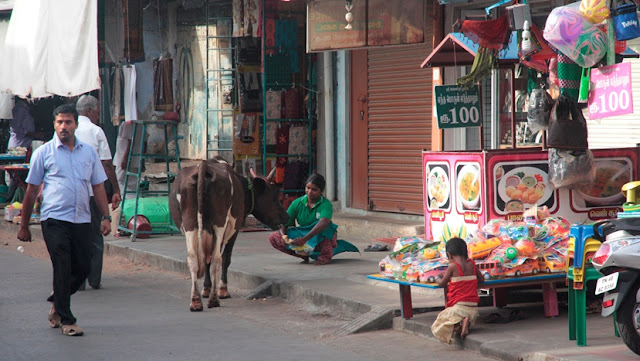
xmin=586 ymin=58 xmax=640 ymax=148
xmin=367 ymin=44 xmax=433 ymax=214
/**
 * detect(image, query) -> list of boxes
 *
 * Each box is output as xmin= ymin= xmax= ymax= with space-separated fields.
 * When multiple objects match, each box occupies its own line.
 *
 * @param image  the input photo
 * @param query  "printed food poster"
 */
xmin=456 ymin=163 xmax=482 ymax=212
xmin=570 ymin=157 xmax=632 ymax=211
xmin=425 ymin=162 xmax=451 ymax=212
xmin=493 ymin=161 xmax=555 ymax=215
xmin=423 ymin=152 xmax=484 ymax=244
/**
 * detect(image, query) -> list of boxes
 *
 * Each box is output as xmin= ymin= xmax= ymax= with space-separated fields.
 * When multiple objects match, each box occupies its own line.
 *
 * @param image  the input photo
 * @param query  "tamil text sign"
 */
xmin=588 ymin=62 xmax=633 ymax=120
xmin=435 ymin=85 xmax=481 ymax=129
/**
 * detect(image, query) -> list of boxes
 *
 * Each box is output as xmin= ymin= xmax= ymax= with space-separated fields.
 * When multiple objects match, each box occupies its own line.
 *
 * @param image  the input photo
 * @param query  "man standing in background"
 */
xmin=75 ymin=94 xmax=120 ymax=290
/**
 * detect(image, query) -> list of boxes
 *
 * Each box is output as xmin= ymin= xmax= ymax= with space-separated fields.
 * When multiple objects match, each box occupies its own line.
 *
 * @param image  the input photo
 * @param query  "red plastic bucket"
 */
xmin=127 ymin=215 xmax=152 ymax=239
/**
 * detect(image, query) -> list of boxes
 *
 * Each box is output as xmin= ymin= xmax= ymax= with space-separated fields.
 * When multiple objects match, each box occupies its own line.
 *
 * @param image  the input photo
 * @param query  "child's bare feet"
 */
xmin=460 ymin=317 xmax=470 ymax=338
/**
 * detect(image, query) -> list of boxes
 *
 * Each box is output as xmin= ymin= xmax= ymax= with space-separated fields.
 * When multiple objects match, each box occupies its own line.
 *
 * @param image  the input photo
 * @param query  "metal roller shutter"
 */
xmin=367 ymin=43 xmax=433 ymax=214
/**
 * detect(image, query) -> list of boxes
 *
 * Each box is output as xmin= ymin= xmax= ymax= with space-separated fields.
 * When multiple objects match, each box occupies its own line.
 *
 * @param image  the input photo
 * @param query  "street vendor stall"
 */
xmin=370 ymin=0 xmax=640 ymax=320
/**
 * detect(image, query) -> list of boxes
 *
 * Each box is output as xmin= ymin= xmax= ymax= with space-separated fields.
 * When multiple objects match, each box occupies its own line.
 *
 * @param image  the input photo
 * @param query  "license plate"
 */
xmin=596 ymin=272 xmax=619 ymax=295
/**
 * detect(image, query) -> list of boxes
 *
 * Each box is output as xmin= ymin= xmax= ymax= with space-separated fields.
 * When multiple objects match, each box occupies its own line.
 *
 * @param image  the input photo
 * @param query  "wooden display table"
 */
xmin=367 ymin=273 xmax=565 ymax=319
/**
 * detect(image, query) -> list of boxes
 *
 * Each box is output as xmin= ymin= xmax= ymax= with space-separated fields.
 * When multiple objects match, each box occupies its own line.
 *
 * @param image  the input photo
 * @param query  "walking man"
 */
xmin=17 ymin=104 xmax=112 ymax=336
xmin=75 ymin=94 xmax=121 ymax=289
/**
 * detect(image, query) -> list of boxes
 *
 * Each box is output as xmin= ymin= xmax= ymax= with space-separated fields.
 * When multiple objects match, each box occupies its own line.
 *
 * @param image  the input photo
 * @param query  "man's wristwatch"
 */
xmin=101 ymin=215 xmax=112 ymax=222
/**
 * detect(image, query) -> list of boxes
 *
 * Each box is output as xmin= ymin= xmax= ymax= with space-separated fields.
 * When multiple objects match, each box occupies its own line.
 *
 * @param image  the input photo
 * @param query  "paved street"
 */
xmin=0 ymin=245 xmax=493 ymax=361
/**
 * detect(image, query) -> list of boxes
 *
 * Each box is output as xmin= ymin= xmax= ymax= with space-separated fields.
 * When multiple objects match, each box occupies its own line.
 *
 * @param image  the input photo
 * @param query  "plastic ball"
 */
xmin=505 ymin=247 xmax=518 ymax=260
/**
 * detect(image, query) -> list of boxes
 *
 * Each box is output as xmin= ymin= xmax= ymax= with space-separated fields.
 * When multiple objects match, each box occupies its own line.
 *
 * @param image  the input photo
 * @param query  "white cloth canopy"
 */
xmin=0 ymin=0 xmax=100 ymax=99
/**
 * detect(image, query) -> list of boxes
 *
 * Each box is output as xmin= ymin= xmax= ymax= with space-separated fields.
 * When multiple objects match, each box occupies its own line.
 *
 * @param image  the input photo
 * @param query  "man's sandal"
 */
xmin=48 ymin=303 xmax=61 ymax=328
xmin=61 ymin=324 xmax=84 ymax=336
xmin=48 ymin=312 xmax=61 ymax=328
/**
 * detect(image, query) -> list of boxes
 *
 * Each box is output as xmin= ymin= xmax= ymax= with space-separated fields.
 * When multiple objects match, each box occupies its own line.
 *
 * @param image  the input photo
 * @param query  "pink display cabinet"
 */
xmin=423 ymin=148 xmax=640 ymax=243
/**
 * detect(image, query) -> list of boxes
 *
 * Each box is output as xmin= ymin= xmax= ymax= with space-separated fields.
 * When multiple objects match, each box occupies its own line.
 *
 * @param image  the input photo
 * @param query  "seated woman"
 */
xmin=269 ymin=173 xmax=337 ymax=266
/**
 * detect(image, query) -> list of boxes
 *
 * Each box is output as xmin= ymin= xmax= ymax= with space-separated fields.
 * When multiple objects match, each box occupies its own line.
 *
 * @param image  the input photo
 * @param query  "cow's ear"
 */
xmin=252 ymin=177 xmax=267 ymax=193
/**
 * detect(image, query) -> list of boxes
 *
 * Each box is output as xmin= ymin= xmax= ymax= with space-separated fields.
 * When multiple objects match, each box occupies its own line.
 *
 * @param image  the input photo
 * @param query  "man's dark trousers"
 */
xmin=42 ymin=219 xmax=92 ymax=325
xmin=87 ymin=196 xmax=103 ymax=288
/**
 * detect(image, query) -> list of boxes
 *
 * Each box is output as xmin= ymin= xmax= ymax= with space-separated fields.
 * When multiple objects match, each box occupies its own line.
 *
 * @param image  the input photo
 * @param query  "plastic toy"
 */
xmin=468 ymin=237 xmax=502 ymax=259
xmin=515 ymin=237 xmax=538 ymax=258
xmin=505 ymin=246 xmax=519 ymax=260
xmin=477 ymin=260 xmax=505 ymax=279
xmin=538 ymin=253 xmax=566 ymax=273
xmin=503 ymin=258 xmax=540 ymax=277
xmin=422 ymin=247 xmax=438 ymax=259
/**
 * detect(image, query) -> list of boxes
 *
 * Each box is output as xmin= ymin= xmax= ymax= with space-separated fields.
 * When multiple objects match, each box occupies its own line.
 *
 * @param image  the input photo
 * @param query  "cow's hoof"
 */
xmin=207 ymin=298 xmax=220 ymax=308
xmin=218 ymin=288 xmax=231 ymax=299
xmin=201 ymin=288 xmax=211 ymax=298
xmin=190 ymin=297 xmax=203 ymax=312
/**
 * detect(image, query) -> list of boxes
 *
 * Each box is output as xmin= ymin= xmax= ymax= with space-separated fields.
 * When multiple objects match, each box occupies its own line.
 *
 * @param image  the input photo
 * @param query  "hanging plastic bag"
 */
xmin=543 ymin=2 xmax=607 ymax=67
xmin=611 ymin=0 xmax=640 ymax=41
xmin=527 ymin=87 xmax=554 ymax=132
xmin=547 ymin=95 xmax=589 ymax=150
xmin=548 ymin=148 xmax=596 ymax=189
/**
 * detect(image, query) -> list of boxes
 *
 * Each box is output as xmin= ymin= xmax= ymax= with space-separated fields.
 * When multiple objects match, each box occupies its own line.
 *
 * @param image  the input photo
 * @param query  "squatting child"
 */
xmin=431 ymin=237 xmax=484 ymax=344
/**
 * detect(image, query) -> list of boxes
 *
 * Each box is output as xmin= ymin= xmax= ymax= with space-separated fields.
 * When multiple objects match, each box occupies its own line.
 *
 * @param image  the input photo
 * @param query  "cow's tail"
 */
xmin=196 ymin=162 xmax=208 ymax=278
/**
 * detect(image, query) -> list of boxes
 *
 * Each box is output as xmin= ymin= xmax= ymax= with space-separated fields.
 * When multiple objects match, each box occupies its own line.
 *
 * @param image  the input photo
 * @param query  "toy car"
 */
xmin=419 ymin=268 xmax=446 ymax=283
xmin=503 ymin=258 xmax=540 ymax=277
xmin=476 ymin=260 xmax=504 ymax=280
xmin=538 ymin=253 xmax=565 ymax=273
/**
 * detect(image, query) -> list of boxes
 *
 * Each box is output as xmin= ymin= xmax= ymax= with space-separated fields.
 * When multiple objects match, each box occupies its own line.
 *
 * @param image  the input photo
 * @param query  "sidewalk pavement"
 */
xmin=99 ymin=213 xmax=639 ymax=361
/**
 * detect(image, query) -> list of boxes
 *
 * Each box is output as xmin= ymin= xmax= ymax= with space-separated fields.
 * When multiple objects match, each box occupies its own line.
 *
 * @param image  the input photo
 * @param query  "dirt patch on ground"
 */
xmin=0 ymin=221 xmax=167 ymax=276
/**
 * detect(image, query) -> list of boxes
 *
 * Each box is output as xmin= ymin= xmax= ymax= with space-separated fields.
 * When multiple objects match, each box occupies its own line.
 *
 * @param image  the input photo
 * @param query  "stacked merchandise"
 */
xmin=379 ymin=209 xmax=572 ymax=283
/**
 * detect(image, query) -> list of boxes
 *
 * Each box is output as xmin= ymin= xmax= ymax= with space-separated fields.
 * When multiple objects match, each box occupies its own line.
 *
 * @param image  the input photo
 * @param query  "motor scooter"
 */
xmin=592 ymin=218 xmax=640 ymax=355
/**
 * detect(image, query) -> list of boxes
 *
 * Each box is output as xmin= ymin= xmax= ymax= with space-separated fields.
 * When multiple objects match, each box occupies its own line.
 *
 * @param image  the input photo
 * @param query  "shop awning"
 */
xmin=421 ymin=32 xmax=519 ymax=68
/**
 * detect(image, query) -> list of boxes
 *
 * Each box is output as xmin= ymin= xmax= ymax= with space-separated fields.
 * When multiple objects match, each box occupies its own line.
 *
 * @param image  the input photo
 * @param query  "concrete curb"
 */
xmin=104 ymin=241 xmax=387 ymax=332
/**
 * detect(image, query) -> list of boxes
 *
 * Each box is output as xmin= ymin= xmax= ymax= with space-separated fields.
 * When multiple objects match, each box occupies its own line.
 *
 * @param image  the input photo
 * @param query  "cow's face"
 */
xmin=250 ymin=177 xmax=289 ymax=230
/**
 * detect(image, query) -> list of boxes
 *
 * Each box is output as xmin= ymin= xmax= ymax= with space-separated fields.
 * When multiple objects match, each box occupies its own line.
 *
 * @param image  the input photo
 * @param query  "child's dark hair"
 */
xmin=446 ymin=237 xmax=468 ymax=259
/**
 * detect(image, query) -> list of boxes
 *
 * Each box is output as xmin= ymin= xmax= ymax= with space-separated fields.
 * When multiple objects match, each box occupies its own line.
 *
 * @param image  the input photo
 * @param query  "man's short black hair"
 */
xmin=53 ymin=104 xmax=78 ymax=123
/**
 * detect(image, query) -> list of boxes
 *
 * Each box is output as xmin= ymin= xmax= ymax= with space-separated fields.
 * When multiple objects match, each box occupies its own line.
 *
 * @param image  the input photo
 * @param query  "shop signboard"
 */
xmin=588 ymin=62 xmax=633 ymax=120
xmin=423 ymin=148 xmax=639 ymax=244
xmin=306 ymin=0 xmax=425 ymax=52
xmin=434 ymin=85 xmax=481 ymax=129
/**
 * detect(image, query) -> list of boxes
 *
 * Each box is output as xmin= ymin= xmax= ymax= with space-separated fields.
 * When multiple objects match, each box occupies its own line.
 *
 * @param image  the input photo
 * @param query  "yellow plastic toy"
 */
xmin=468 ymin=237 xmax=502 ymax=260
xmin=579 ymin=0 xmax=610 ymax=23
xmin=422 ymin=248 xmax=438 ymax=259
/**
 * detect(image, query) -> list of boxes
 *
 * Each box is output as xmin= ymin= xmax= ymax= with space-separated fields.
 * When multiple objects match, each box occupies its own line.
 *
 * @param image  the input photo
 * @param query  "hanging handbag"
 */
xmin=547 ymin=95 xmax=589 ymax=150
xmin=611 ymin=0 xmax=640 ymax=41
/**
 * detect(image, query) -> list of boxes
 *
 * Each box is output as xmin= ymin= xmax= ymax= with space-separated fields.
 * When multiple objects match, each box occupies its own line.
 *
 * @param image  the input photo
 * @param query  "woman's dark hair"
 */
xmin=445 ymin=237 xmax=468 ymax=259
xmin=305 ymin=173 xmax=326 ymax=192
xmin=53 ymin=104 xmax=78 ymax=122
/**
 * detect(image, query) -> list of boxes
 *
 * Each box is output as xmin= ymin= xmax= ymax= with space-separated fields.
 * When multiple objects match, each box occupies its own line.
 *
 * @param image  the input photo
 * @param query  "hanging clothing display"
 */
xmin=0 ymin=91 xmax=13 ymax=119
xmin=153 ymin=57 xmax=174 ymax=112
xmin=288 ymin=124 xmax=309 ymax=155
xmin=275 ymin=19 xmax=300 ymax=73
xmin=123 ymin=65 xmax=139 ymax=122
xmin=265 ymin=90 xmax=282 ymax=120
xmin=111 ymin=66 xmax=122 ymax=126
xmin=460 ymin=15 xmax=511 ymax=51
xmin=232 ymin=0 xmax=261 ymax=38
xmin=123 ymin=0 xmax=144 ymax=62
xmin=0 ymin=0 xmax=99 ymax=98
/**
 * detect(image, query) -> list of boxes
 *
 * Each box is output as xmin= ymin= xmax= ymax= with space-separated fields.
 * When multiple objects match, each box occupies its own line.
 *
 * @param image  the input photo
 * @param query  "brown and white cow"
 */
xmin=169 ymin=157 xmax=289 ymax=311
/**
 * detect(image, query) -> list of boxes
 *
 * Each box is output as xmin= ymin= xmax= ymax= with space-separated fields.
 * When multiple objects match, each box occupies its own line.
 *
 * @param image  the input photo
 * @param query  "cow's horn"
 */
xmin=249 ymin=167 xmax=258 ymax=178
xmin=266 ymin=167 xmax=276 ymax=181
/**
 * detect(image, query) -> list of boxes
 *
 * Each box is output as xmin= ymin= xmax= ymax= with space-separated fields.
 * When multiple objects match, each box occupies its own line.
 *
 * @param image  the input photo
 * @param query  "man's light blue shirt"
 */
xmin=26 ymin=134 xmax=107 ymax=223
